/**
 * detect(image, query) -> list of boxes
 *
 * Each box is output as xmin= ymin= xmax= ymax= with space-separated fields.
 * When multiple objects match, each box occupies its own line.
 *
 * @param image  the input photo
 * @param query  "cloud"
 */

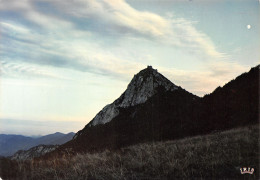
xmin=0 ymin=60 xmax=68 ymax=80
xmin=0 ymin=0 xmax=224 ymax=61
xmin=0 ymin=19 xmax=145 ymax=80
xmin=0 ymin=0 xmax=73 ymax=31
xmin=45 ymin=0 xmax=224 ymax=59
xmin=0 ymin=0 xmax=239 ymax=96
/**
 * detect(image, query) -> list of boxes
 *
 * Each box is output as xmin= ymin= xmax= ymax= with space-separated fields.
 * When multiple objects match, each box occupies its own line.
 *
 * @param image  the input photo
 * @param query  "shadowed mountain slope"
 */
xmin=51 ymin=65 xmax=259 ymax=155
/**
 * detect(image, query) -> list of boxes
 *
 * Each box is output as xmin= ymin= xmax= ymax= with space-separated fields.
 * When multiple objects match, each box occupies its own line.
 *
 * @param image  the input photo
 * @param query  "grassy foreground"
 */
xmin=0 ymin=125 xmax=259 ymax=179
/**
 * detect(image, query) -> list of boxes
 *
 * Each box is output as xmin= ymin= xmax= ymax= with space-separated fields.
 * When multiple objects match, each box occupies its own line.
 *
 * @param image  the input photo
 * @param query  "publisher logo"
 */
xmin=240 ymin=167 xmax=254 ymax=174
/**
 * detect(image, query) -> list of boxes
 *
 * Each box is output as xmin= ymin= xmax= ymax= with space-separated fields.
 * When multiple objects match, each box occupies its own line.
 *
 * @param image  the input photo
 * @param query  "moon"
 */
xmin=247 ymin=25 xmax=251 ymax=29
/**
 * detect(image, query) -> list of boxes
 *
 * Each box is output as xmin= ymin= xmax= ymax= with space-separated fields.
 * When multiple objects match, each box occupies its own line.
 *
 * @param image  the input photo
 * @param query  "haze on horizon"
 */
xmin=0 ymin=0 xmax=259 ymax=136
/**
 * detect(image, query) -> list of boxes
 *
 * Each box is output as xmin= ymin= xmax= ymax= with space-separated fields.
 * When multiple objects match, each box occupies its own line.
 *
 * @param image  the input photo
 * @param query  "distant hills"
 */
xmin=0 ymin=132 xmax=75 ymax=156
xmin=49 ymin=65 xmax=258 ymax=155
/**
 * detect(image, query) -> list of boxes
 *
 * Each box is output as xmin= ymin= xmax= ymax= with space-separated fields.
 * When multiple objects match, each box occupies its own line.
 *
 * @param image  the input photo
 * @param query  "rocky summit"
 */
xmin=74 ymin=66 xmax=178 ymax=138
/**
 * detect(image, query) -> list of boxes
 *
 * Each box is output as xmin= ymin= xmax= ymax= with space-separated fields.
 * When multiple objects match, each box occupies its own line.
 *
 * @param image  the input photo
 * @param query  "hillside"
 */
xmin=0 ymin=125 xmax=258 ymax=179
xmin=11 ymin=144 xmax=59 ymax=160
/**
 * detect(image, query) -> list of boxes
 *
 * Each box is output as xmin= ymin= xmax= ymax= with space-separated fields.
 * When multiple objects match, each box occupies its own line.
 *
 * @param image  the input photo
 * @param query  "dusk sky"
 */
xmin=0 ymin=0 xmax=259 ymax=136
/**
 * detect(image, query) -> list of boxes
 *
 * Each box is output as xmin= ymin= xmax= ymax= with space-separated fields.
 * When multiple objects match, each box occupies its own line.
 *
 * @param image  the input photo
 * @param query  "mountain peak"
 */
xmin=78 ymin=66 xmax=178 ymax=130
xmin=142 ymin=65 xmax=157 ymax=72
xmin=119 ymin=66 xmax=177 ymax=108
xmin=134 ymin=65 xmax=158 ymax=78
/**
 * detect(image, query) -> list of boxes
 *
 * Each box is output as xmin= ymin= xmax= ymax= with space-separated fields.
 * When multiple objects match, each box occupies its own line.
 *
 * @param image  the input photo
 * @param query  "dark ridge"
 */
xmin=44 ymin=65 xmax=259 ymax=158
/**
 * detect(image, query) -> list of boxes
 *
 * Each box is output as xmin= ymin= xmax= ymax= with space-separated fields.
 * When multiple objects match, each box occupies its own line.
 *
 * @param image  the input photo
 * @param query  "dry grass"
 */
xmin=1 ymin=125 xmax=258 ymax=179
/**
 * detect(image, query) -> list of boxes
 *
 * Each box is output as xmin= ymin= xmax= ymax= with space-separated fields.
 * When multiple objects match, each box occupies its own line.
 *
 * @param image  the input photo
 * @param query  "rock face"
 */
xmin=74 ymin=66 xmax=178 ymax=138
xmin=90 ymin=66 xmax=177 ymax=126
xmin=11 ymin=144 xmax=59 ymax=160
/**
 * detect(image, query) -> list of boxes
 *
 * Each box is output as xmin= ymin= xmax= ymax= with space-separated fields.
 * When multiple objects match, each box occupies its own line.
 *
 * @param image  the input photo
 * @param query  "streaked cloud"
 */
xmin=45 ymin=0 xmax=225 ymax=58
xmin=0 ymin=60 xmax=68 ymax=80
xmin=0 ymin=0 xmax=225 ymax=81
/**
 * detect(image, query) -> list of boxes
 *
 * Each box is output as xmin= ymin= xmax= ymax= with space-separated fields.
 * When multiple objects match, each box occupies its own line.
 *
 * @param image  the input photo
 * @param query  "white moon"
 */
xmin=247 ymin=25 xmax=251 ymax=29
